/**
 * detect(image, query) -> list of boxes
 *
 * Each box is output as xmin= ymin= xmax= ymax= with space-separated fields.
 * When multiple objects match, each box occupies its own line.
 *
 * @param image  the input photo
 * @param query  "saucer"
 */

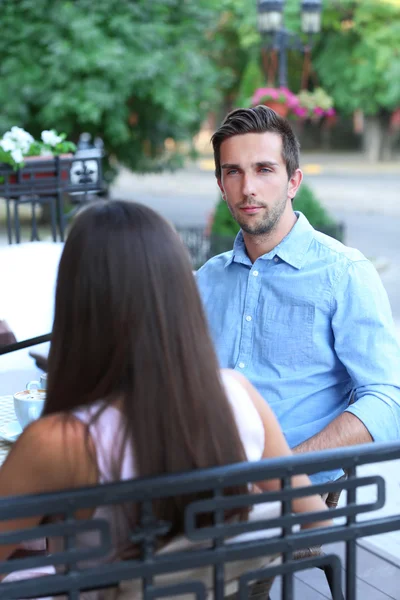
xmin=0 ymin=421 xmax=23 ymax=443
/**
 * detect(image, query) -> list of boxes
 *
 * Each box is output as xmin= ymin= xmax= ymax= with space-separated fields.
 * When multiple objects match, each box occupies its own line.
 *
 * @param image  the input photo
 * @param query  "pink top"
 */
xmin=72 ymin=371 xmax=265 ymax=558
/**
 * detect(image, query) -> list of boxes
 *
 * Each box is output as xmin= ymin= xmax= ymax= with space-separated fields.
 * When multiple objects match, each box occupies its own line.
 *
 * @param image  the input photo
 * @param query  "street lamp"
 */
xmin=301 ymin=0 xmax=322 ymax=34
xmin=257 ymin=0 xmax=322 ymax=87
xmin=257 ymin=0 xmax=284 ymax=34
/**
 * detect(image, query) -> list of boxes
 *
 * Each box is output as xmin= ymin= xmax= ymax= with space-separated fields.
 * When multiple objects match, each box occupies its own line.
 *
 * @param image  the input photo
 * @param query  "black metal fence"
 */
xmin=177 ymin=228 xmax=234 ymax=269
xmin=0 ymin=441 xmax=399 ymax=599
xmin=1 ymin=338 xmax=400 ymax=598
xmin=0 ymin=155 xmax=104 ymax=244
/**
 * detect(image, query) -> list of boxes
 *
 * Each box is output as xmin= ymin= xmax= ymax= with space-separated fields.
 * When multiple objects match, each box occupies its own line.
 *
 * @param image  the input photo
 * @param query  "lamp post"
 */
xmin=257 ymin=0 xmax=322 ymax=88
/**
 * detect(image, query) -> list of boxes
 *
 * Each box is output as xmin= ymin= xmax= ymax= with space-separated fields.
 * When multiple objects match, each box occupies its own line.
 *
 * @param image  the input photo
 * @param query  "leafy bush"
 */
xmin=293 ymin=184 xmax=335 ymax=230
xmin=0 ymin=0 xmax=232 ymax=174
xmin=211 ymin=197 xmax=240 ymax=238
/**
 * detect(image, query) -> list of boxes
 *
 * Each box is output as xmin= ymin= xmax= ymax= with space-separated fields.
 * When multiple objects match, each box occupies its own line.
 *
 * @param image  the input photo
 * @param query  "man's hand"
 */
xmin=293 ymin=412 xmax=372 ymax=454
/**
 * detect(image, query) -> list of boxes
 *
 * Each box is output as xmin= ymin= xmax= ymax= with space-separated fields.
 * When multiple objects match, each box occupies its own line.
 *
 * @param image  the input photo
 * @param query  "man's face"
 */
xmin=217 ymin=132 xmax=301 ymax=236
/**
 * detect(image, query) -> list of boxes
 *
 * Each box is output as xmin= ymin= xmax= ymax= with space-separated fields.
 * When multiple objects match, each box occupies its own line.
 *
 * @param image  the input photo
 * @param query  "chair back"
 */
xmin=0 ymin=442 xmax=399 ymax=599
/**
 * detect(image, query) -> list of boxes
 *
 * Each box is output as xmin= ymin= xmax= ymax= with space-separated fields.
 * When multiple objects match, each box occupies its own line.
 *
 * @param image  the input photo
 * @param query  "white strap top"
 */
xmin=74 ymin=370 xmax=265 ymax=485
xmin=72 ymin=370 xmax=265 ymax=553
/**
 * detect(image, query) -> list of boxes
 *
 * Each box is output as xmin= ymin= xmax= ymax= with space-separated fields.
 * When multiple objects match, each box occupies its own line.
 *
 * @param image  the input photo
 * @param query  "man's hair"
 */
xmin=211 ymin=105 xmax=300 ymax=180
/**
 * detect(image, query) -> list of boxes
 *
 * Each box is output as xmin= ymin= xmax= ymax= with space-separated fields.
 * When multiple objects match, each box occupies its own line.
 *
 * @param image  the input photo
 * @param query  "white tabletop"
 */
xmin=0 ymin=395 xmax=18 ymax=466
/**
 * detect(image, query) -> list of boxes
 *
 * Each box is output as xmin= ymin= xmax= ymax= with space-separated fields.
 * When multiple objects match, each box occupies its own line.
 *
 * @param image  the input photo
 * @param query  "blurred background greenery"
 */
xmin=0 ymin=0 xmax=399 ymax=178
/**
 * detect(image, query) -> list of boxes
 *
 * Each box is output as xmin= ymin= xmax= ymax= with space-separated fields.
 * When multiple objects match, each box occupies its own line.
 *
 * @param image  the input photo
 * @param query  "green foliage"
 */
xmin=235 ymin=58 xmax=265 ymax=108
xmin=211 ymin=0 xmax=261 ymax=111
xmin=293 ymin=183 xmax=335 ymax=230
xmin=211 ymin=197 xmax=240 ymax=238
xmin=0 ymin=0 xmax=234 ymax=172
xmin=236 ymin=0 xmax=400 ymax=117
xmin=313 ymin=0 xmax=400 ymax=115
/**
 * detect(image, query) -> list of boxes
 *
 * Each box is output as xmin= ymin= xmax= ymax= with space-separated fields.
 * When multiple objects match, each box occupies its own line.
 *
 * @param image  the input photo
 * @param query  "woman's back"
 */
xmin=0 ymin=201 xmax=328 ymax=577
xmin=71 ymin=370 xmax=264 ymax=556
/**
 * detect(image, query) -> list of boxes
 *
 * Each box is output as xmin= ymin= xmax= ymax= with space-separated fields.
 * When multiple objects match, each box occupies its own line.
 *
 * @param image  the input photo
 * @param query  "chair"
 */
xmin=0 ymin=442 xmax=399 ymax=599
xmin=290 ymin=476 xmax=347 ymax=600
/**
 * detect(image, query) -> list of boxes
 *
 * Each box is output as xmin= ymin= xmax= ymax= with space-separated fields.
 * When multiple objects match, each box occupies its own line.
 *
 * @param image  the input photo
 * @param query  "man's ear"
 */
xmin=217 ymin=179 xmax=226 ymax=199
xmin=288 ymin=169 xmax=303 ymax=201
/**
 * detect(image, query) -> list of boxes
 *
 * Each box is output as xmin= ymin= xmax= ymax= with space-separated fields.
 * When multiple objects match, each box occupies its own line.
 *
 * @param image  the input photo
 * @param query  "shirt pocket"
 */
xmin=261 ymin=302 xmax=315 ymax=368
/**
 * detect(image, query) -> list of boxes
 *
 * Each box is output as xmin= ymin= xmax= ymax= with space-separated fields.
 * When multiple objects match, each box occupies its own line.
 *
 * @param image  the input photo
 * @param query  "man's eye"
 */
xmin=227 ymin=169 xmax=238 ymax=175
xmin=259 ymin=168 xmax=271 ymax=173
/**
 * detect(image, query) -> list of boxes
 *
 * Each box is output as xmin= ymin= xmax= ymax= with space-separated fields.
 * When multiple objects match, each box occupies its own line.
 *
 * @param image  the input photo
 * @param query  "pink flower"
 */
xmin=325 ymin=108 xmax=336 ymax=117
xmin=313 ymin=107 xmax=325 ymax=116
xmin=287 ymin=96 xmax=300 ymax=109
xmin=252 ymin=87 xmax=274 ymax=104
xmin=251 ymin=86 xmax=298 ymax=107
xmin=293 ymin=106 xmax=308 ymax=118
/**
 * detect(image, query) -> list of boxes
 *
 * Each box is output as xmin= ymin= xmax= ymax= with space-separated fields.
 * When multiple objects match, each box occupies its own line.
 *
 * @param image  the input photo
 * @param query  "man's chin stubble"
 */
xmin=239 ymin=217 xmax=278 ymax=237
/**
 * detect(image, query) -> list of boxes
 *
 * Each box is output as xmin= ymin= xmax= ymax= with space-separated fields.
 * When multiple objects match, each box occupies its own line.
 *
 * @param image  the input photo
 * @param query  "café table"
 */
xmin=0 ymin=395 xmax=19 ymax=466
xmin=0 ymin=394 xmax=48 ymax=556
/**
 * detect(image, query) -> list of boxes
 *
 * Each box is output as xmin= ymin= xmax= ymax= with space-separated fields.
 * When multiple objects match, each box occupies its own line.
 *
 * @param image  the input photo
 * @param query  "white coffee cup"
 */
xmin=13 ymin=381 xmax=46 ymax=430
xmin=39 ymin=373 xmax=47 ymax=390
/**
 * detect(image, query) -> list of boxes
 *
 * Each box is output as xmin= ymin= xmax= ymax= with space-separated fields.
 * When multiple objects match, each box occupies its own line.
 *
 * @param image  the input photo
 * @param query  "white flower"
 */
xmin=2 ymin=127 xmax=34 ymax=154
xmin=10 ymin=148 xmax=24 ymax=164
xmin=0 ymin=138 xmax=16 ymax=152
xmin=10 ymin=126 xmax=34 ymax=143
xmin=41 ymin=130 xmax=63 ymax=146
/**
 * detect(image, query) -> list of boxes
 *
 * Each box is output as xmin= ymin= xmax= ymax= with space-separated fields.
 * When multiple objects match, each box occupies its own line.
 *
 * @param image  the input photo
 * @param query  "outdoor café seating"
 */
xmin=1 ymin=338 xmax=400 ymax=599
xmin=0 ymin=426 xmax=399 ymax=598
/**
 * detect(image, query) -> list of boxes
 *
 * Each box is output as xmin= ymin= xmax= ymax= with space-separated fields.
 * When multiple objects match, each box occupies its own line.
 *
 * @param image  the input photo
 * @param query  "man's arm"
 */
xmin=297 ymin=258 xmax=400 ymax=453
xmin=293 ymin=412 xmax=372 ymax=454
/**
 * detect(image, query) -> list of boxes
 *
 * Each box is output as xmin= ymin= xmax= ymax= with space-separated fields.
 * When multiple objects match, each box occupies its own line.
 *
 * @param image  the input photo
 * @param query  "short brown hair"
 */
xmin=211 ymin=105 xmax=300 ymax=180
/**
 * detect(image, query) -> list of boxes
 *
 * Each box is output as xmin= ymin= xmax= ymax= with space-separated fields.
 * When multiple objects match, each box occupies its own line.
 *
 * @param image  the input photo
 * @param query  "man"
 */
xmin=197 ymin=105 xmax=400 ymax=483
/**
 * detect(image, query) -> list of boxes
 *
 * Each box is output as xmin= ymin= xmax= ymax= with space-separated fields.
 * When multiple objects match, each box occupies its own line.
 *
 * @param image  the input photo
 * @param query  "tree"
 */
xmin=0 ymin=0 xmax=234 ymax=172
xmin=310 ymin=0 xmax=400 ymax=160
xmin=206 ymin=0 xmax=261 ymax=120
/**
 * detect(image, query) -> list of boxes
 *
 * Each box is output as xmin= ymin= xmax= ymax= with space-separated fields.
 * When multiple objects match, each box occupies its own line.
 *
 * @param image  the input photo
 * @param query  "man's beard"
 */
xmin=232 ymin=196 xmax=287 ymax=236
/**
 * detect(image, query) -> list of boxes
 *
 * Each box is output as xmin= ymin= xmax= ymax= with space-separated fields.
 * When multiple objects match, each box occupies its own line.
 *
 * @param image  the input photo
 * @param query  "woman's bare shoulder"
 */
xmin=0 ymin=412 xmax=98 ymax=496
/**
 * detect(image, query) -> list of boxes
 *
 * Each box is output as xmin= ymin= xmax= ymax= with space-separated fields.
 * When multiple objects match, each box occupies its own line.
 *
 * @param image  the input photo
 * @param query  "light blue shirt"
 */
xmin=197 ymin=212 xmax=400 ymax=483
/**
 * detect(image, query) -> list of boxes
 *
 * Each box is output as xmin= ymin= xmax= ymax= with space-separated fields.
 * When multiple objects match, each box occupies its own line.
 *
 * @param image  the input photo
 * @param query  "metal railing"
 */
xmin=177 ymin=228 xmax=234 ymax=269
xmin=0 ymin=442 xmax=399 ymax=599
xmin=0 ymin=333 xmax=51 ymax=357
xmin=1 ymin=337 xmax=399 ymax=598
xmin=0 ymin=155 xmax=105 ymax=244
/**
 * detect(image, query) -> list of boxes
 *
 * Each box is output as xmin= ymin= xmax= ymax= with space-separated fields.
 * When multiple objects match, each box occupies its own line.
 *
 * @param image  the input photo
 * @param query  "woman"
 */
xmin=0 ymin=201 xmax=327 ymax=573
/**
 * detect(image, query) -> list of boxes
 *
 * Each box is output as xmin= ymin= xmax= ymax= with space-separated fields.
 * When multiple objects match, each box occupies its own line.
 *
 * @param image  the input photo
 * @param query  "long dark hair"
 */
xmin=44 ymin=200 xmax=248 ymax=536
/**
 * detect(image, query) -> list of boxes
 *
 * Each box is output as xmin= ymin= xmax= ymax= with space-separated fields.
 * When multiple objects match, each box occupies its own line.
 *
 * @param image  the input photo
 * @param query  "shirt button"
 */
xmin=238 ymin=362 xmax=245 ymax=369
xmin=253 ymin=270 xmax=259 ymax=277
xmin=274 ymin=257 xmax=279 ymax=263
xmin=245 ymin=315 xmax=252 ymax=322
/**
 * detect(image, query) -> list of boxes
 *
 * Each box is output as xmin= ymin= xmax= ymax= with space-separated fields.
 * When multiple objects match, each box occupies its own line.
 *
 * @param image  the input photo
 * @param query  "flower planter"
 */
xmin=324 ymin=114 xmax=338 ymax=129
xmin=262 ymin=101 xmax=289 ymax=118
xmin=7 ymin=154 xmax=72 ymax=184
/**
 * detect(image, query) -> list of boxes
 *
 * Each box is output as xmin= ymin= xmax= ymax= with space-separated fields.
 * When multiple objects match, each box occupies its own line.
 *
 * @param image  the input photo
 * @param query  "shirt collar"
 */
xmin=224 ymin=211 xmax=315 ymax=270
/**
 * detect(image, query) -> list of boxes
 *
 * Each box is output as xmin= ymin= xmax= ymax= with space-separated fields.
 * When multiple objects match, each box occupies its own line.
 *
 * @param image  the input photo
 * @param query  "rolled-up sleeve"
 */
xmin=331 ymin=259 xmax=400 ymax=442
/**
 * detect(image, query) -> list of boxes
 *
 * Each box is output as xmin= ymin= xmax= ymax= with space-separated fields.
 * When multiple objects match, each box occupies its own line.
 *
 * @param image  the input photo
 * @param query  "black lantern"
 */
xmin=301 ymin=0 xmax=322 ymax=34
xmin=257 ymin=0 xmax=284 ymax=34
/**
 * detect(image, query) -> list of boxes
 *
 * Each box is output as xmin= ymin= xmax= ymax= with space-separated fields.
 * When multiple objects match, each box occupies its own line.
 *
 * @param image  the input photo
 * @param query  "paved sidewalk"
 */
xmin=355 ymin=458 xmax=400 ymax=566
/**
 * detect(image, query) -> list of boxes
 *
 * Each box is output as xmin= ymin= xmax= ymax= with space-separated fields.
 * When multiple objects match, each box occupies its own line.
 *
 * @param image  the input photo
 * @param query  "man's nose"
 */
xmin=242 ymin=173 xmax=256 ymax=197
